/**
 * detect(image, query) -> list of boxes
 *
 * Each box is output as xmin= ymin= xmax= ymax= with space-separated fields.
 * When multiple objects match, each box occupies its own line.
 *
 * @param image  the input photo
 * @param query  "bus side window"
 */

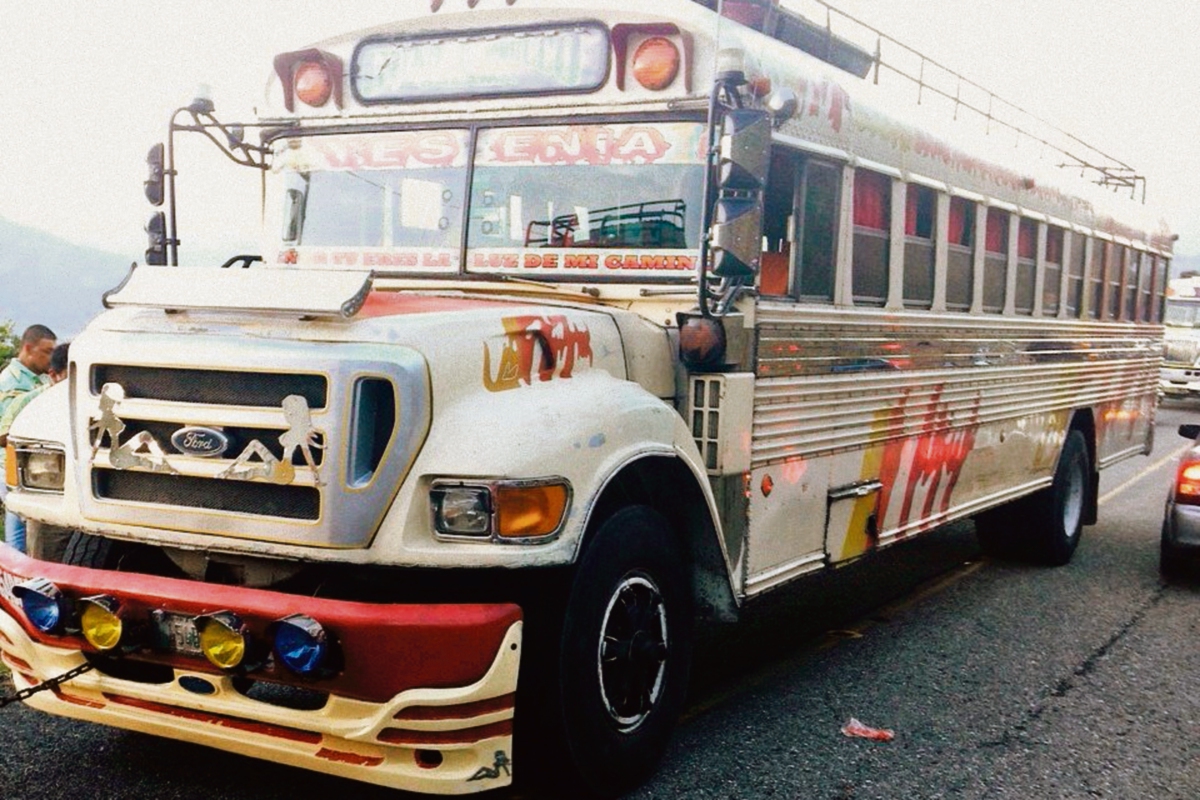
xmin=946 ymin=196 xmax=974 ymax=312
xmin=1156 ymin=258 xmax=1170 ymax=323
xmin=1140 ymin=254 xmax=1156 ymax=322
xmin=852 ymin=169 xmax=890 ymax=306
xmin=1107 ymin=244 xmax=1125 ymax=321
xmin=1043 ymin=225 xmax=1064 ymax=317
xmin=1088 ymin=238 xmax=1105 ymax=320
xmin=759 ymin=149 xmax=798 ymax=297
xmin=1124 ymin=250 xmax=1141 ymax=321
xmin=1014 ymin=217 xmax=1036 ymax=315
xmin=983 ymin=207 xmax=1008 ymax=313
xmin=1066 ymin=231 xmax=1086 ymax=318
xmin=796 ymin=160 xmax=839 ymax=302
xmin=903 ymin=184 xmax=935 ymax=309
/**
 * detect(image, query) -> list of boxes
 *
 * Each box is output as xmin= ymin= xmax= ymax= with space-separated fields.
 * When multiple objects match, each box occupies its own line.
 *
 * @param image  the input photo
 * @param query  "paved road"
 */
xmin=2 ymin=402 xmax=1198 ymax=799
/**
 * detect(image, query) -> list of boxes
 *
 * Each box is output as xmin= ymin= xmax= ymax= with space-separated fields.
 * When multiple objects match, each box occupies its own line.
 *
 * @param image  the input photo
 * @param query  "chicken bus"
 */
xmin=0 ymin=0 xmax=1171 ymax=795
xmin=1161 ymin=275 xmax=1200 ymax=398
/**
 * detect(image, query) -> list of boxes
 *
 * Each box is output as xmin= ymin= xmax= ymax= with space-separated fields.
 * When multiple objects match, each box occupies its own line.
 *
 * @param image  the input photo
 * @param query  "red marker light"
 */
xmin=632 ymin=37 xmax=680 ymax=91
xmin=295 ymin=61 xmax=332 ymax=107
xmin=679 ymin=316 xmax=726 ymax=370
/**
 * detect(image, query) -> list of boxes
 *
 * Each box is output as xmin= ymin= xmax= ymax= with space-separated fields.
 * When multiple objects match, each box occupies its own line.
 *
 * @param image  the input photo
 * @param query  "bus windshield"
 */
xmin=1164 ymin=300 xmax=1200 ymax=327
xmin=269 ymin=122 xmax=706 ymax=278
xmin=272 ymin=129 xmax=469 ymax=271
xmin=466 ymin=122 xmax=706 ymax=279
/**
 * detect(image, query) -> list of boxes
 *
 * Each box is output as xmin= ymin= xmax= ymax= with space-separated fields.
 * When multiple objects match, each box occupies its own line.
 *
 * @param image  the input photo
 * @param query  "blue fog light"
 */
xmin=13 ymin=578 xmax=67 ymax=633
xmin=272 ymin=614 xmax=328 ymax=675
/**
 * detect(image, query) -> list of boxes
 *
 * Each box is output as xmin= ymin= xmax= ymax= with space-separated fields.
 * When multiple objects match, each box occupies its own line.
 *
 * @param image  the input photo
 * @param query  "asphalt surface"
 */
xmin=2 ymin=402 xmax=1199 ymax=799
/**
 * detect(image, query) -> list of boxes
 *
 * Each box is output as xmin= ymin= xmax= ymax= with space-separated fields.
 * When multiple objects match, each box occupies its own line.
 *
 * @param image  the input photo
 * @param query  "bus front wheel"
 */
xmin=556 ymin=505 xmax=693 ymax=797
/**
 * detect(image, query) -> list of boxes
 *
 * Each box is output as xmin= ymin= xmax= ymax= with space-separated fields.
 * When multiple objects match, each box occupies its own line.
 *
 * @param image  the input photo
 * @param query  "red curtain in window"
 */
xmin=947 ymin=198 xmax=966 ymax=245
xmin=985 ymin=210 xmax=1008 ymax=254
xmin=1046 ymin=228 xmax=1063 ymax=264
xmin=854 ymin=171 xmax=890 ymax=230
xmin=1018 ymin=218 xmax=1036 ymax=259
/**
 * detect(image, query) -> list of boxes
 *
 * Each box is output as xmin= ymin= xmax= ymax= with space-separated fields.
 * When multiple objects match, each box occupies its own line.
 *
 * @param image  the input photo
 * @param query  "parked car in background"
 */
xmin=1162 ymin=423 xmax=1200 ymax=577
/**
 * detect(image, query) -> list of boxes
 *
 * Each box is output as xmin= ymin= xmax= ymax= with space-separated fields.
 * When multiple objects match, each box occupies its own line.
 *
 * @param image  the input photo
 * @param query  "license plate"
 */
xmin=150 ymin=610 xmax=201 ymax=655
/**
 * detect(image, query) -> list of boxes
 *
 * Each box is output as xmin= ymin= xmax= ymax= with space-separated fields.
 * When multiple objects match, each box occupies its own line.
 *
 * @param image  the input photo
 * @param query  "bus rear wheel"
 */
xmin=555 ymin=505 xmax=693 ymax=797
xmin=976 ymin=430 xmax=1089 ymax=566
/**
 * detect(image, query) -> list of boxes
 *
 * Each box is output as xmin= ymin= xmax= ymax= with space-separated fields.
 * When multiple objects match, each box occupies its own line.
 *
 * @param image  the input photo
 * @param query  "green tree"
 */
xmin=0 ymin=320 xmax=18 ymax=372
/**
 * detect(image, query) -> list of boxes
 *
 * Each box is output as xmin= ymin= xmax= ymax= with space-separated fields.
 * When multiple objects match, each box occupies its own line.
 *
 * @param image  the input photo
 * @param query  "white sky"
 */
xmin=1 ymin=0 xmax=1197 ymax=263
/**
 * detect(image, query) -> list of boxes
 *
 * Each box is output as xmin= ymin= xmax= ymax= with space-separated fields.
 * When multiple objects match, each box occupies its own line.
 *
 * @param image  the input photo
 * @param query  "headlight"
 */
xmin=21 ymin=447 xmax=66 ymax=492
xmin=431 ymin=479 xmax=570 ymax=541
xmin=431 ymin=485 xmax=491 ymax=536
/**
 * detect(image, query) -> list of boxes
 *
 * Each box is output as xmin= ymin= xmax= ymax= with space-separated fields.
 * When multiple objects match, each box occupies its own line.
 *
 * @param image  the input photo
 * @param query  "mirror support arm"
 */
xmin=162 ymin=106 xmax=272 ymax=266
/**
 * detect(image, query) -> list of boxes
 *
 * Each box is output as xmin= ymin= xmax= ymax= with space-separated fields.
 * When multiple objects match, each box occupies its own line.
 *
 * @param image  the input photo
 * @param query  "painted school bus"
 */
xmin=1 ymin=0 xmax=1170 ymax=795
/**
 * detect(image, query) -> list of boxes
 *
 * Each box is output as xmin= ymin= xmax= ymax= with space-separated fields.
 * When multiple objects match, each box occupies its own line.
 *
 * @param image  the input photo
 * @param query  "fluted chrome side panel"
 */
xmin=751 ymin=305 xmax=1160 ymax=468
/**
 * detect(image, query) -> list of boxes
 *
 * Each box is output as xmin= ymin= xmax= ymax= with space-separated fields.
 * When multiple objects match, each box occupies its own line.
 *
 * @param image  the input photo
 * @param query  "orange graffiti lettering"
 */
xmin=484 ymin=315 xmax=594 ymax=392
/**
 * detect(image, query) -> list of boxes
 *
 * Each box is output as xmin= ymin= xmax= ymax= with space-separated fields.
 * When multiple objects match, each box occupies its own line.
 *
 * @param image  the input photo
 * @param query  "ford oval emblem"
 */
xmin=170 ymin=426 xmax=230 ymax=458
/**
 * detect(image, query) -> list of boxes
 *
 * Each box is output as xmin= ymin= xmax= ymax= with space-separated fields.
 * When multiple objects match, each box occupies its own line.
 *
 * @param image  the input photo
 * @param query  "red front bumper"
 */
xmin=0 ymin=545 xmax=524 ymax=794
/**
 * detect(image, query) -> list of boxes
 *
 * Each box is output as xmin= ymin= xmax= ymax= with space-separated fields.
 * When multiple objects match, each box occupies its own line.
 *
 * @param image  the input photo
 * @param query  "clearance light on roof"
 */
xmin=632 ymin=37 xmax=680 ymax=90
xmin=273 ymin=49 xmax=344 ymax=112
xmin=294 ymin=61 xmax=333 ymax=108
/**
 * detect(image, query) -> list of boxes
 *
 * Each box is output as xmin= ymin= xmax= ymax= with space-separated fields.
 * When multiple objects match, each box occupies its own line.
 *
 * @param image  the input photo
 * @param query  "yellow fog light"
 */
xmin=197 ymin=612 xmax=247 ymax=669
xmin=495 ymin=482 xmax=570 ymax=538
xmin=80 ymin=595 xmax=123 ymax=651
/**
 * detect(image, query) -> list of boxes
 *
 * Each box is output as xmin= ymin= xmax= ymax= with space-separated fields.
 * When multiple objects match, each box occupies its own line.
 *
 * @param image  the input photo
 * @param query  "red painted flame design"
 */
xmin=877 ymin=386 xmax=980 ymax=533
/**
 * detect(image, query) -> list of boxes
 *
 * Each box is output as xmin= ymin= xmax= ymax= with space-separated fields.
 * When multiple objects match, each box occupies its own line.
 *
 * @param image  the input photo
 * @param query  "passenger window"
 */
xmin=1124 ymin=250 xmax=1140 ymax=321
xmin=1066 ymin=232 xmax=1085 ymax=318
xmin=1014 ymin=217 xmax=1036 ymax=315
xmin=759 ymin=149 xmax=799 ymax=297
xmin=1087 ymin=239 xmax=1105 ymax=320
xmin=852 ymin=169 xmax=890 ymax=306
xmin=1107 ymin=244 xmax=1125 ymax=320
xmin=946 ymin=197 xmax=974 ymax=312
xmin=1043 ymin=226 xmax=1064 ymax=316
xmin=1140 ymin=254 xmax=1156 ymax=322
xmin=1153 ymin=257 xmax=1169 ymax=323
xmin=797 ymin=160 xmax=840 ymax=301
xmin=983 ymin=208 xmax=1008 ymax=313
xmin=903 ymin=184 xmax=935 ymax=309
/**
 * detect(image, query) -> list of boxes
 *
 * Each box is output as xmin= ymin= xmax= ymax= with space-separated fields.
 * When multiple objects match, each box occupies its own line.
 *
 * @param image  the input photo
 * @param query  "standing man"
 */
xmin=0 ymin=324 xmax=57 ymax=552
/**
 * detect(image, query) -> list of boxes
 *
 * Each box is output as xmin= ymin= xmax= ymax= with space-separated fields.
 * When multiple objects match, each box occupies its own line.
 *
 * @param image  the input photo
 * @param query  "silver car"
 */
xmin=1162 ymin=423 xmax=1200 ymax=578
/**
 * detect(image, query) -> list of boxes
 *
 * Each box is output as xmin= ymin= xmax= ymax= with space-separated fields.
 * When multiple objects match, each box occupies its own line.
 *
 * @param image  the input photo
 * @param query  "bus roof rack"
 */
xmin=698 ymin=0 xmax=1147 ymax=202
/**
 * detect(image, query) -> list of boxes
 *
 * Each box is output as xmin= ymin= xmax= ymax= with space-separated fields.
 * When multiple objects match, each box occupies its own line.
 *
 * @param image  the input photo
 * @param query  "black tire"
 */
xmin=974 ymin=429 xmax=1090 ymax=566
xmin=62 ymin=531 xmax=122 ymax=569
xmin=1160 ymin=524 xmax=1189 ymax=581
xmin=1024 ymin=429 xmax=1090 ymax=566
xmin=553 ymin=506 xmax=693 ymax=798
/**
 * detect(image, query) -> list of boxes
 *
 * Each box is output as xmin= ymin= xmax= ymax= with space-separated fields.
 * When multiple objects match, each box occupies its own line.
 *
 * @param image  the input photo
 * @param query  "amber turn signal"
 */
xmin=495 ymin=482 xmax=570 ymax=538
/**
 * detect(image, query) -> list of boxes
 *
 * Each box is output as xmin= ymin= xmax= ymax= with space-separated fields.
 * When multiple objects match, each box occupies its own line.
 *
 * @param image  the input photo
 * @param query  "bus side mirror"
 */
xmin=145 ymin=212 xmax=168 ymax=265
xmin=145 ymin=143 xmax=165 ymax=206
xmin=1180 ymin=424 xmax=1200 ymax=440
xmin=710 ymin=109 xmax=770 ymax=278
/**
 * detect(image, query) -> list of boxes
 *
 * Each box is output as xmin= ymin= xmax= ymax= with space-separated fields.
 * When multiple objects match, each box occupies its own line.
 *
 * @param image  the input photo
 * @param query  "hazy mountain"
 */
xmin=0 ymin=217 xmax=132 ymax=339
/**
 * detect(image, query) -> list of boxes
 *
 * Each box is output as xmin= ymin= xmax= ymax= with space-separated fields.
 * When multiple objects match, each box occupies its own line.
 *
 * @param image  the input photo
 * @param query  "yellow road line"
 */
xmin=1098 ymin=441 xmax=1192 ymax=506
